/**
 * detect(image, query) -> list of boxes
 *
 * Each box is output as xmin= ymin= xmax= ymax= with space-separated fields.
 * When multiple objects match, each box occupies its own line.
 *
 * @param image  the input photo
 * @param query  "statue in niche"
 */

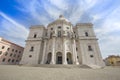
xmin=66 ymin=41 xmax=71 ymax=50
xmin=57 ymin=41 xmax=61 ymax=50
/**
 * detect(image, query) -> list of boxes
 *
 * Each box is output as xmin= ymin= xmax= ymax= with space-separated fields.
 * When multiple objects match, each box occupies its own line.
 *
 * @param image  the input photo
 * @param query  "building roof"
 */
xmin=0 ymin=37 xmax=24 ymax=49
xmin=48 ymin=15 xmax=72 ymax=27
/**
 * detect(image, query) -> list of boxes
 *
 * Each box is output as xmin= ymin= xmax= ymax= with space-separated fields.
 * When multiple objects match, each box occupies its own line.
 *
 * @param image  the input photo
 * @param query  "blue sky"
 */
xmin=0 ymin=0 xmax=120 ymax=58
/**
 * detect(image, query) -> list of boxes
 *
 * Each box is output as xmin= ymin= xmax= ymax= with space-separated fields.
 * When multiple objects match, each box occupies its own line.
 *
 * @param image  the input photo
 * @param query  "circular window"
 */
xmin=90 ymin=55 xmax=94 ymax=58
xmin=29 ymin=55 xmax=32 ymax=58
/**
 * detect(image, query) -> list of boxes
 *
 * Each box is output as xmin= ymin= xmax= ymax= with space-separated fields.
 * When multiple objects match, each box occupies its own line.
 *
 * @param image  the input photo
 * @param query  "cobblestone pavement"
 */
xmin=0 ymin=65 xmax=120 ymax=80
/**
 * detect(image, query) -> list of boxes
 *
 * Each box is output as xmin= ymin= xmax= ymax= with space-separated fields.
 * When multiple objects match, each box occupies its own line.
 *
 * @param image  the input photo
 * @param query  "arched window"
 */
xmin=30 ymin=46 xmax=34 ymax=51
xmin=58 ymin=31 xmax=61 ymax=37
xmin=85 ymin=32 xmax=88 ymax=36
xmin=33 ymin=34 xmax=37 ymax=38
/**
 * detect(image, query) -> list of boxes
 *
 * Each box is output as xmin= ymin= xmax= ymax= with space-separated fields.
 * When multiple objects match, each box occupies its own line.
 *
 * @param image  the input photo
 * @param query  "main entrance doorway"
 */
xmin=56 ymin=52 xmax=62 ymax=64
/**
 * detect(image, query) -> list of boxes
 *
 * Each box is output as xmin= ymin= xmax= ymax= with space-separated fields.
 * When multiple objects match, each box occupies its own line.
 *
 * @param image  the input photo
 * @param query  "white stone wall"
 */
xmin=75 ymin=23 xmax=105 ymax=66
xmin=20 ymin=26 xmax=45 ymax=65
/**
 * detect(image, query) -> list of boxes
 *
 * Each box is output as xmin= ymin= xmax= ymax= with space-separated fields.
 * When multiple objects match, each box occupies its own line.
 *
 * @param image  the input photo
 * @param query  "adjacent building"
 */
xmin=104 ymin=55 xmax=120 ymax=66
xmin=20 ymin=15 xmax=105 ymax=67
xmin=0 ymin=37 xmax=24 ymax=65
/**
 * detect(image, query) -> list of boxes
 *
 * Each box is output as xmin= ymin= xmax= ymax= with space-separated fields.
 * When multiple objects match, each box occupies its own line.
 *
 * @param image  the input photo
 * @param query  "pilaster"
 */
xmin=72 ymin=39 xmax=79 ymax=65
xmin=41 ymin=39 xmax=47 ymax=64
xmin=63 ymin=37 xmax=67 ymax=64
xmin=50 ymin=37 xmax=55 ymax=64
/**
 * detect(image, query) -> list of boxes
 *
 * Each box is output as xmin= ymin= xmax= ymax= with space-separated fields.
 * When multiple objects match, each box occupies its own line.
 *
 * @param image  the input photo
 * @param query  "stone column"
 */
xmin=41 ymin=39 xmax=47 ymax=64
xmin=50 ymin=37 xmax=55 ymax=64
xmin=73 ymin=39 xmax=79 ymax=65
xmin=63 ymin=38 xmax=67 ymax=64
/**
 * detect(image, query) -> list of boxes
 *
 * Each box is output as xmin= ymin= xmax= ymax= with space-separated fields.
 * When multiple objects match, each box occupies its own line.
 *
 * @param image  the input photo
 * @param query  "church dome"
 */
xmin=48 ymin=15 xmax=72 ymax=27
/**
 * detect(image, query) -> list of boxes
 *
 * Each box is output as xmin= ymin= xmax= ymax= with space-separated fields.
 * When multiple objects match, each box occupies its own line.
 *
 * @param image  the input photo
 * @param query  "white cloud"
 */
xmin=94 ymin=6 xmax=120 ymax=58
xmin=0 ymin=12 xmax=29 ymax=46
xmin=16 ymin=0 xmax=51 ymax=25
xmin=48 ymin=0 xmax=68 ymax=11
xmin=1 ymin=0 xmax=119 ymax=58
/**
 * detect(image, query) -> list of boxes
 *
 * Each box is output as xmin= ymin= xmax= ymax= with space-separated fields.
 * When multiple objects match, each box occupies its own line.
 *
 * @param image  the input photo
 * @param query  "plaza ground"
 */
xmin=0 ymin=65 xmax=120 ymax=80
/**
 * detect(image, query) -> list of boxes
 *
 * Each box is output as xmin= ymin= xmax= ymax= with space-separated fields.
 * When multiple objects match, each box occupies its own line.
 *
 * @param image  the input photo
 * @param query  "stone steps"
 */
xmin=19 ymin=64 xmax=91 ymax=68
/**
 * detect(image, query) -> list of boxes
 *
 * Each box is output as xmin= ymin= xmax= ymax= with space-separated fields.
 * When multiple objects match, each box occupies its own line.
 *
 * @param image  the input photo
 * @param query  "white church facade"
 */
xmin=20 ymin=15 xmax=105 ymax=67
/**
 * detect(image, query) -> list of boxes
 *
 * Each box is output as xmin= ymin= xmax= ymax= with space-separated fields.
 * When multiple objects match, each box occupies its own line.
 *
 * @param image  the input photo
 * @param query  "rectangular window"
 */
xmin=0 ymin=51 xmax=2 ymax=55
xmin=15 ymin=50 xmax=18 ymax=52
xmin=88 ymin=45 xmax=93 ymax=51
xmin=17 ymin=55 xmax=20 ymax=58
xmin=45 ymin=32 xmax=47 ymax=36
xmin=33 ymin=34 xmax=37 ymax=38
xmin=5 ymin=52 xmax=8 ymax=56
xmin=12 ymin=59 xmax=14 ymax=62
xmin=10 ymin=53 xmax=13 ymax=57
xmin=67 ymin=27 xmax=69 ymax=29
xmin=16 ymin=60 xmax=19 ymax=62
xmin=19 ymin=51 xmax=21 ymax=53
xmin=12 ymin=49 xmax=14 ymax=52
xmin=76 ymin=48 xmax=78 ymax=51
xmin=58 ymin=31 xmax=61 ymax=37
xmin=51 ymin=28 xmax=53 ymax=30
xmin=8 ymin=59 xmax=11 ymax=62
xmin=14 ymin=54 xmax=16 ymax=57
xmin=2 ymin=58 xmax=6 ymax=62
xmin=7 ymin=48 xmax=10 ymax=51
xmin=58 ymin=26 xmax=61 ymax=29
xmin=85 ymin=32 xmax=88 ymax=36
xmin=2 ymin=46 xmax=5 ymax=49
xmin=30 ymin=46 xmax=34 ymax=51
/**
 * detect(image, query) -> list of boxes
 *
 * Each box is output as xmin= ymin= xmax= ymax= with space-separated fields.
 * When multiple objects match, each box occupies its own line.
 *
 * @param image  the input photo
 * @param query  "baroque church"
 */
xmin=20 ymin=15 xmax=105 ymax=67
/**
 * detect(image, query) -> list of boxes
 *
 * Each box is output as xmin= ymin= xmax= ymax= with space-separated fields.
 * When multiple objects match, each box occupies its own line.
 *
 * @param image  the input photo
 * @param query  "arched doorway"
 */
xmin=46 ymin=52 xmax=52 ymax=64
xmin=67 ymin=53 xmax=73 ymax=64
xmin=56 ymin=52 xmax=62 ymax=64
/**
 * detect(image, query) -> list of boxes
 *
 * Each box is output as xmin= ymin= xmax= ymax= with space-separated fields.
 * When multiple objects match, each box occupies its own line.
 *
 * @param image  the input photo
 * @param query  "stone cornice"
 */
xmin=30 ymin=25 xmax=45 ymax=29
xmin=78 ymin=37 xmax=98 ymax=40
xmin=76 ymin=23 xmax=93 ymax=28
xmin=47 ymin=19 xmax=72 ymax=27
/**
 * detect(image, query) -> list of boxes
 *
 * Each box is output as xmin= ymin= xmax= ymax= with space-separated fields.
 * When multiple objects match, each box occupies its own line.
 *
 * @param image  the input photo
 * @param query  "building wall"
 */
xmin=20 ymin=15 xmax=104 ymax=67
xmin=20 ymin=25 xmax=45 ymax=64
xmin=105 ymin=55 xmax=120 ymax=66
xmin=0 ymin=37 xmax=24 ymax=65
xmin=75 ymin=23 xmax=105 ymax=66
